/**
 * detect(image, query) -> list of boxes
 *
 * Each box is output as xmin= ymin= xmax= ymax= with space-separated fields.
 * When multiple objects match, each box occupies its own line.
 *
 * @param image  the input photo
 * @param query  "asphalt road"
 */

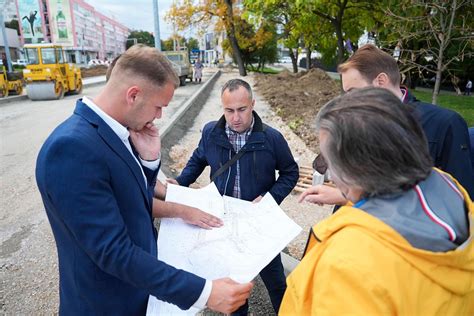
xmin=0 ymin=75 xmax=211 ymax=314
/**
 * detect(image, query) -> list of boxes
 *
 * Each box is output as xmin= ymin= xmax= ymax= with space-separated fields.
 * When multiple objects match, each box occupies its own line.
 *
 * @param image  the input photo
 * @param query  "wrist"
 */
xmin=139 ymin=152 xmax=161 ymax=162
xmin=171 ymin=202 xmax=184 ymax=219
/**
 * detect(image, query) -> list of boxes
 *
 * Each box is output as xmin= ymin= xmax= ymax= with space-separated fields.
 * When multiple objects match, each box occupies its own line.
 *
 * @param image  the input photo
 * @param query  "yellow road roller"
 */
xmin=22 ymin=44 xmax=82 ymax=100
xmin=0 ymin=66 xmax=23 ymax=97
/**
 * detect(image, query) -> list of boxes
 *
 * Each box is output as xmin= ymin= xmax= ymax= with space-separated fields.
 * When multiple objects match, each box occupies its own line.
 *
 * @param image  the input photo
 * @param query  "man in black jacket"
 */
xmin=300 ymin=44 xmax=473 ymax=206
xmin=173 ymin=79 xmax=299 ymax=315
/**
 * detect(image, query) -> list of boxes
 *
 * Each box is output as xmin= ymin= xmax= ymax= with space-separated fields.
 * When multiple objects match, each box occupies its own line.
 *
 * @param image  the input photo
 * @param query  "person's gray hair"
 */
xmin=221 ymin=79 xmax=253 ymax=100
xmin=110 ymin=44 xmax=179 ymax=88
xmin=316 ymin=87 xmax=432 ymax=197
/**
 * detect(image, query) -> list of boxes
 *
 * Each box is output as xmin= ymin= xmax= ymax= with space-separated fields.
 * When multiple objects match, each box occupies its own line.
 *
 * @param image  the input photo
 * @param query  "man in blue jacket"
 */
xmin=173 ymin=78 xmax=299 ymax=315
xmin=300 ymin=45 xmax=473 ymax=206
xmin=35 ymin=45 xmax=252 ymax=315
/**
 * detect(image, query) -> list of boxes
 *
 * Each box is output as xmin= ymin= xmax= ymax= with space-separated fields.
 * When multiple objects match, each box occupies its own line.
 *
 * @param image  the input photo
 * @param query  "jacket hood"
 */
xmin=313 ymin=175 xmax=474 ymax=296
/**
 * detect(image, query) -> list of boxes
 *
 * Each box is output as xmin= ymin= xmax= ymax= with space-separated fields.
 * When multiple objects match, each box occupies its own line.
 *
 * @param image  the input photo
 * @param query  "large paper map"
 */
xmin=146 ymin=183 xmax=301 ymax=315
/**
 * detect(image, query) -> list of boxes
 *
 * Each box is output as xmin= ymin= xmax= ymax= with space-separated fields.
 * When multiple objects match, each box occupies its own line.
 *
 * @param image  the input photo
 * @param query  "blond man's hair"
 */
xmin=109 ymin=44 xmax=179 ymax=88
xmin=337 ymin=44 xmax=401 ymax=86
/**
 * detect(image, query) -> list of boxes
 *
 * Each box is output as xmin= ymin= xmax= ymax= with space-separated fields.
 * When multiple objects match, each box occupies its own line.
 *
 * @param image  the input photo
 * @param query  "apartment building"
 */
xmin=4 ymin=0 xmax=129 ymax=64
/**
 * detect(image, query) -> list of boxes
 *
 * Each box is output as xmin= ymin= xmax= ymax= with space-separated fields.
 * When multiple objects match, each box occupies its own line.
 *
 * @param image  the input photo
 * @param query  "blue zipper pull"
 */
xmin=354 ymin=198 xmax=367 ymax=208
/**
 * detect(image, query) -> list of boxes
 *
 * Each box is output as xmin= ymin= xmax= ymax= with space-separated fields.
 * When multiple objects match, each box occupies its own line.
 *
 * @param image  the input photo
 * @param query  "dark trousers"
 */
xmin=231 ymin=254 xmax=287 ymax=315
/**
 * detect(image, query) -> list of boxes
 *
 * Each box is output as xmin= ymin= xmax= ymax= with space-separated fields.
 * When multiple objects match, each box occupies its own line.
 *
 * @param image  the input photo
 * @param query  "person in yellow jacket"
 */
xmin=280 ymin=87 xmax=474 ymax=315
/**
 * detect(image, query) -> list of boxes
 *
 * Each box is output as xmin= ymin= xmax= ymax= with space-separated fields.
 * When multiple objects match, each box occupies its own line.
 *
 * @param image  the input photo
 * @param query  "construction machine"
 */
xmin=22 ymin=44 xmax=82 ymax=100
xmin=0 ymin=66 xmax=23 ymax=97
xmin=162 ymin=50 xmax=193 ymax=86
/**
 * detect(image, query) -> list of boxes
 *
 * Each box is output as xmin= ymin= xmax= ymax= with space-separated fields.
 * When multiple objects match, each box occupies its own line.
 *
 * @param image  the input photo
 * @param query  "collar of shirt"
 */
xmin=225 ymin=117 xmax=255 ymax=138
xmin=82 ymin=96 xmax=130 ymax=142
xmin=225 ymin=117 xmax=254 ymax=156
xmin=81 ymin=97 xmax=158 ymax=186
xmin=400 ymin=87 xmax=409 ymax=103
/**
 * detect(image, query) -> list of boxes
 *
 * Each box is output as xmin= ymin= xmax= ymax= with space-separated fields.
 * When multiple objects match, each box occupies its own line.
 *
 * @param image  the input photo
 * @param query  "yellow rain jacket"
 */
xmin=280 ymin=176 xmax=474 ymax=315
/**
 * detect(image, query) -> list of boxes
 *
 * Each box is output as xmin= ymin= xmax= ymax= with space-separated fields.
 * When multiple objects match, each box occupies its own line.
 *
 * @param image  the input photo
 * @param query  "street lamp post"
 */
xmin=152 ymin=0 xmax=161 ymax=51
xmin=0 ymin=9 xmax=13 ymax=72
xmin=82 ymin=29 xmax=85 ymax=64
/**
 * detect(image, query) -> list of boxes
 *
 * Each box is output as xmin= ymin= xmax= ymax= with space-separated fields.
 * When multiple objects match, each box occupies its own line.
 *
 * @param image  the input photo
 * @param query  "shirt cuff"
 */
xmin=192 ymin=280 xmax=212 ymax=310
xmin=139 ymin=158 xmax=160 ymax=171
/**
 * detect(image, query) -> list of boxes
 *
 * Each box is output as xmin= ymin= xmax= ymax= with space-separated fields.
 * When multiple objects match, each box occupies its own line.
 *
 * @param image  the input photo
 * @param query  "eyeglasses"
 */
xmin=312 ymin=154 xmax=328 ymax=174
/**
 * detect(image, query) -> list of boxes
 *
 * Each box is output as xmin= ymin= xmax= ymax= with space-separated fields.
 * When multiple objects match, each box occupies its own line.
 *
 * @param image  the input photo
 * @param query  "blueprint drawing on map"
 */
xmin=146 ymin=183 xmax=301 ymax=315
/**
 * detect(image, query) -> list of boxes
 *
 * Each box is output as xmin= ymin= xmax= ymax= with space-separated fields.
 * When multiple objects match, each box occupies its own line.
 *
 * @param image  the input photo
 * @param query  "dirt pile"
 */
xmin=254 ymin=68 xmax=340 ymax=152
xmin=80 ymin=65 xmax=108 ymax=78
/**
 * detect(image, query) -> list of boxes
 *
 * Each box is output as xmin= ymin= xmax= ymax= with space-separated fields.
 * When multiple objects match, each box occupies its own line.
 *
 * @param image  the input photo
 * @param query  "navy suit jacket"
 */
xmin=36 ymin=100 xmax=205 ymax=315
xmin=406 ymin=91 xmax=474 ymax=198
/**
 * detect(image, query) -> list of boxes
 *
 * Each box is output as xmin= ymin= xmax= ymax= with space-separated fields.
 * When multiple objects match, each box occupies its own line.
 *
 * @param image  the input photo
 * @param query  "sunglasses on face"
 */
xmin=312 ymin=154 xmax=328 ymax=175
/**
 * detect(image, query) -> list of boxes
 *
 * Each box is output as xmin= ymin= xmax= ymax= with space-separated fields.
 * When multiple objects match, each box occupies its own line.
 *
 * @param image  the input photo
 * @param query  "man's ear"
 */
xmin=373 ymin=72 xmax=391 ymax=88
xmin=125 ymin=86 xmax=140 ymax=107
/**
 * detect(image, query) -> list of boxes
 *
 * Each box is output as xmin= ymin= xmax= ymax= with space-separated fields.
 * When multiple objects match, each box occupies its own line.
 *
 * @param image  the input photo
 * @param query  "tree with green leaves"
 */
xmin=187 ymin=37 xmax=200 ymax=51
xmin=245 ymin=0 xmax=302 ymax=73
xmin=253 ymin=21 xmax=279 ymax=70
xmin=126 ymin=31 xmax=154 ymax=49
xmin=223 ymin=17 xmax=278 ymax=72
xmin=161 ymin=35 xmax=192 ymax=51
xmin=167 ymin=0 xmax=247 ymax=76
xmin=293 ymin=8 xmax=322 ymax=71
xmin=161 ymin=38 xmax=175 ymax=51
xmin=246 ymin=0 xmax=380 ymax=71
xmin=296 ymin=0 xmax=381 ymax=65
xmin=381 ymin=0 xmax=473 ymax=104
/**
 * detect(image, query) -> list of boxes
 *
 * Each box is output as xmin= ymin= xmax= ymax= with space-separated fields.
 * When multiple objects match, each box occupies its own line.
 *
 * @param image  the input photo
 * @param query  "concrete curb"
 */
xmin=159 ymin=70 xmax=221 ymax=179
xmin=160 ymin=70 xmax=221 ymax=140
xmin=0 ymin=76 xmax=106 ymax=106
xmin=83 ymin=79 xmax=106 ymax=89
xmin=0 ymin=94 xmax=28 ymax=105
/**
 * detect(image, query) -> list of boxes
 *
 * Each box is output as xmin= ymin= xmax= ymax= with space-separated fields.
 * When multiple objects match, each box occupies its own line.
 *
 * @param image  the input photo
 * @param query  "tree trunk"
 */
xmin=432 ymin=0 xmax=457 ymax=104
xmin=432 ymin=46 xmax=444 ymax=105
xmin=334 ymin=0 xmax=348 ymax=65
xmin=333 ymin=19 xmax=345 ymax=65
xmin=451 ymin=76 xmax=461 ymax=95
xmin=223 ymin=0 xmax=246 ymax=76
xmin=289 ymin=48 xmax=298 ymax=73
xmin=306 ymin=48 xmax=311 ymax=71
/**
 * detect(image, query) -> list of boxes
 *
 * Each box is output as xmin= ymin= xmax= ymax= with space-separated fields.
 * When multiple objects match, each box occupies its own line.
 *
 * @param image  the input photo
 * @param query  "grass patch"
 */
xmin=288 ymin=118 xmax=304 ymax=131
xmin=412 ymin=89 xmax=474 ymax=126
xmin=246 ymin=66 xmax=281 ymax=74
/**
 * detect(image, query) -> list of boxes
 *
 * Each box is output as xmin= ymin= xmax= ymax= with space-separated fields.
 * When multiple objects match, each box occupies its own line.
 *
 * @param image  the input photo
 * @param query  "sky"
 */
xmin=90 ymin=0 xmax=189 ymax=40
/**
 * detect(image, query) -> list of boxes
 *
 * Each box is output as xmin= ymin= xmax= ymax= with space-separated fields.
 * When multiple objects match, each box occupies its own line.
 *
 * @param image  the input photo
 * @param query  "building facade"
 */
xmin=0 ymin=28 xmax=22 ymax=60
xmin=2 ymin=0 xmax=20 ymax=22
xmin=4 ymin=0 xmax=129 ymax=64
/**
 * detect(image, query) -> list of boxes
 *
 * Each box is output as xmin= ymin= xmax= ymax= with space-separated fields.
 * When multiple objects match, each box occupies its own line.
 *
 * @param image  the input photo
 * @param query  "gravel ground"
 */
xmin=163 ymin=69 xmax=333 ymax=315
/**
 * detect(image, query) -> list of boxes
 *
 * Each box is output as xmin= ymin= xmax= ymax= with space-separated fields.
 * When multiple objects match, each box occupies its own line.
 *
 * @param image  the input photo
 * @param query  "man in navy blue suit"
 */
xmin=36 ymin=44 xmax=252 ymax=315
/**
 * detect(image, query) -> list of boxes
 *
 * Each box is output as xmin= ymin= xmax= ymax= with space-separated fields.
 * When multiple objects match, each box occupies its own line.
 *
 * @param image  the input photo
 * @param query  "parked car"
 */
xmin=279 ymin=56 xmax=292 ymax=63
